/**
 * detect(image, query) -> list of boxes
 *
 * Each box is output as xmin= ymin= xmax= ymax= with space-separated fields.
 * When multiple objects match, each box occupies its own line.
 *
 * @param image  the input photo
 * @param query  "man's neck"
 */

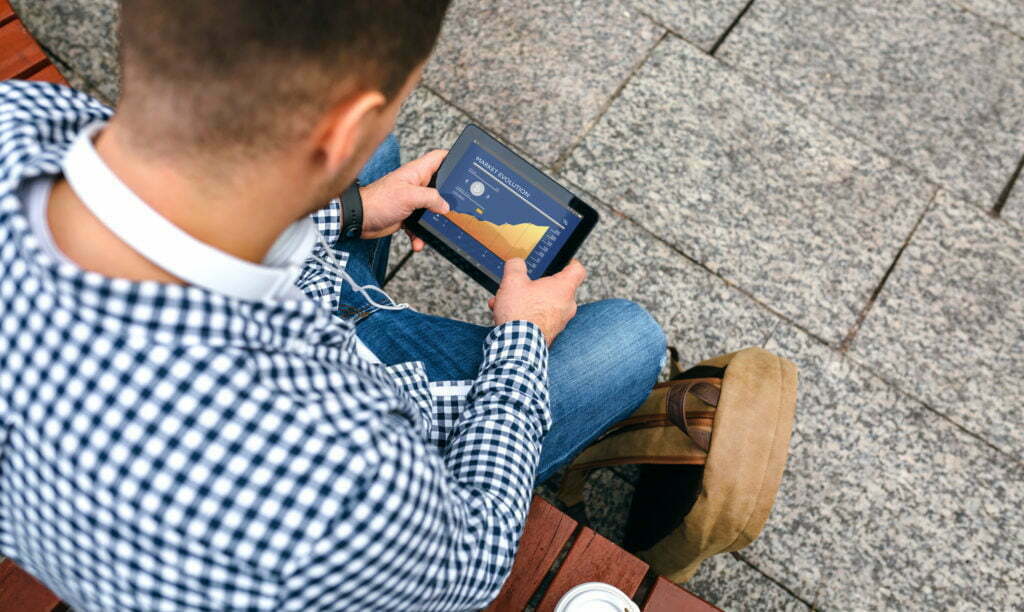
xmin=47 ymin=120 xmax=313 ymax=283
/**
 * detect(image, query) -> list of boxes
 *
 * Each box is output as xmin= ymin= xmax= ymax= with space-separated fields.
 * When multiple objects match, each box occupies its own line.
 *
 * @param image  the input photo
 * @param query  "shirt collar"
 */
xmin=61 ymin=122 xmax=317 ymax=301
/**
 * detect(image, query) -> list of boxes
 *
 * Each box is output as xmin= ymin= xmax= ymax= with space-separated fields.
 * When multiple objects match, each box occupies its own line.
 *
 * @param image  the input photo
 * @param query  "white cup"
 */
xmin=554 ymin=582 xmax=641 ymax=612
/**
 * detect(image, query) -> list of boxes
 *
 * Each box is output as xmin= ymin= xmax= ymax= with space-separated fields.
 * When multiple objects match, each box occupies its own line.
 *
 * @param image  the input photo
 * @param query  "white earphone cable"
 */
xmin=313 ymin=233 xmax=409 ymax=311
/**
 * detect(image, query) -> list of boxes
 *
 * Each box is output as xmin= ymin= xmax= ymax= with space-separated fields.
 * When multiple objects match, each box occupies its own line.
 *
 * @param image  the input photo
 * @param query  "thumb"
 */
xmin=554 ymin=259 xmax=587 ymax=287
xmin=500 ymin=258 xmax=529 ymax=287
xmin=407 ymin=149 xmax=449 ymax=186
xmin=407 ymin=186 xmax=450 ymax=215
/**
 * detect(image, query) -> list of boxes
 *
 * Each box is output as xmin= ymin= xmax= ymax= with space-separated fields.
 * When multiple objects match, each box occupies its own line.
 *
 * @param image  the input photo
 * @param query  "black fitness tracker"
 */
xmin=339 ymin=181 xmax=364 ymax=241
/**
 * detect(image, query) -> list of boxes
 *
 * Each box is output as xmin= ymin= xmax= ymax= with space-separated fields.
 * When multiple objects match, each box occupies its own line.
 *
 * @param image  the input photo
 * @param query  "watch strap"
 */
xmin=339 ymin=181 xmax=363 ymax=240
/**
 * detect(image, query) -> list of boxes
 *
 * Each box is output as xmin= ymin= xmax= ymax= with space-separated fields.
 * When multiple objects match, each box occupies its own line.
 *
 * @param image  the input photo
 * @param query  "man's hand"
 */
xmin=360 ymin=149 xmax=449 ymax=250
xmin=488 ymin=258 xmax=587 ymax=346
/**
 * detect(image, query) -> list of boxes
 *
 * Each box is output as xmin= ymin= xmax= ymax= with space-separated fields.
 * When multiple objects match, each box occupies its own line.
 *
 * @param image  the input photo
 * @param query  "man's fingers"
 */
xmin=487 ymin=297 xmax=496 ymax=310
xmin=500 ymin=258 xmax=529 ymax=288
xmin=401 ymin=229 xmax=427 ymax=252
xmin=503 ymin=257 xmax=528 ymax=276
xmin=407 ymin=149 xmax=449 ymax=186
xmin=406 ymin=186 xmax=450 ymax=215
xmin=554 ymin=259 xmax=587 ymax=288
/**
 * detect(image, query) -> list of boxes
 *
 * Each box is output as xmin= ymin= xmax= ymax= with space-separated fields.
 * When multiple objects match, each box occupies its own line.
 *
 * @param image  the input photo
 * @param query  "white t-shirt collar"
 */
xmin=60 ymin=122 xmax=317 ymax=301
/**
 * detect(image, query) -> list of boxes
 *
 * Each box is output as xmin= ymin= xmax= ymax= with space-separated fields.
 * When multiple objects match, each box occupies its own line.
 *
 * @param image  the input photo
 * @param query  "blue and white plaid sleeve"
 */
xmin=310 ymin=198 xmax=343 ymax=245
xmin=278 ymin=321 xmax=550 ymax=611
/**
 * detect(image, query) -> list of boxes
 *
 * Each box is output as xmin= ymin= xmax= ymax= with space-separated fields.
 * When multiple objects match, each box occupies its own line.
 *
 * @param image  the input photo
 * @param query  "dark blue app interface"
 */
xmin=420 ymin=141 xmax=583 ymax=281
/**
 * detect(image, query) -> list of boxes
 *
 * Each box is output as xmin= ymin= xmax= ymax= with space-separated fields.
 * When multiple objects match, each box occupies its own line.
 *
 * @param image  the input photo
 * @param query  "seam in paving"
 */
xmin=947 ymin=0 xmax=1024 ymax=45
xmin=561 ymin=183 xmax=1022 ymax=465
xmin=732 ymin=551 xmax=816 ymax=608
xmin=419 ymin=84 xmax=545 ymax=169
xmin=38 ymin=42 xmax=115 ymax=105
xmin=844 ymin=352 xmax=1024 ymax=468
xmin=992 ymin=150 xmax=1024 ymax=217
xmin=756 ymin=299 xmax=1024 ymax=469
xmin=838 ymin=185 xmax=940 ymax=353
xmin=708 ymin=0 xmax=757 ymax=56
xmin=549 ymin=29 xmax=669 ymax=174
xmin=618 ymin=210 xmax=839 ymax=348
xmin=755 ymin=308 xmax=1024 ymax=468
xmin=705 ymin=14 xmax=1006 ymax=221
xmin=759 ymin=318 xmax=784 ymax=348
xmin=630 ymin=8 xmax=741 ymax=53
xmin=552 ymin=175 xmax=845 ymax=350
xmin=629 ymin=9 xmax=692 ymax=45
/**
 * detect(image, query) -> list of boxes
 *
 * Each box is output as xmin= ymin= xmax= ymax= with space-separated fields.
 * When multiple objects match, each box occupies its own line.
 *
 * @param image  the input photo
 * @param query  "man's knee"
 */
xmin=591 ymin=298 xmax=666 ymax=373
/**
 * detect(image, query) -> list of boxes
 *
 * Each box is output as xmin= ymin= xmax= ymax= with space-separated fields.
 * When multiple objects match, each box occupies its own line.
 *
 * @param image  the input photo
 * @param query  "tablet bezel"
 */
xmin=405 ymin=124 xmax=599 ymax=294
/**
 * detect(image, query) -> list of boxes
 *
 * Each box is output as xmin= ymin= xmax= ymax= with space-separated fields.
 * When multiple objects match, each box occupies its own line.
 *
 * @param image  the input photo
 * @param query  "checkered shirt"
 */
xmin=0 ymin=81 xmax=552 ymax=611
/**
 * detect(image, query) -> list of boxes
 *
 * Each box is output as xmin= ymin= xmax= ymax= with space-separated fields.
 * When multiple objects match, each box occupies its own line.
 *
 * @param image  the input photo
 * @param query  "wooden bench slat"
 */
xmin=0 ymin=1 xmax=15 ymax=27
xmin=26 ymin=63 xmax=66 ymax=85
xmin=485 ymin=497 xmax=577 ymax=612
xmin=642 ymin=576 xmax=722 ymax=612
xmin=0 ymin=560 xmax=62 ymax=612
xmin=0 ymin=19 xmax=48 ymax=80
xmin=535 ymin=527 xmax=648 ymax=612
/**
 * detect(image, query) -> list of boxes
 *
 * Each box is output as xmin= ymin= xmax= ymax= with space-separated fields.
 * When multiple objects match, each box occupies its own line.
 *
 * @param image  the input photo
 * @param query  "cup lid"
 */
xmin=554 ymin=582 xmax=640 ymax=612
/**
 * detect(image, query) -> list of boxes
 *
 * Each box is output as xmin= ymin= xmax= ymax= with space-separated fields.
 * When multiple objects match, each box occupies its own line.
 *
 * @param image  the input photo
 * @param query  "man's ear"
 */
xmin=316 ymin=89 xmax=388 ymax=174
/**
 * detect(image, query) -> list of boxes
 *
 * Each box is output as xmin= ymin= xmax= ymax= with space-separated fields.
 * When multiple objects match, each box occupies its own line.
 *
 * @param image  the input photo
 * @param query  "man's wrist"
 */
xmin=486 ymin=321 xmax=549 ymax=362
xmin=339 ymin=181 xmax=364 ymax=240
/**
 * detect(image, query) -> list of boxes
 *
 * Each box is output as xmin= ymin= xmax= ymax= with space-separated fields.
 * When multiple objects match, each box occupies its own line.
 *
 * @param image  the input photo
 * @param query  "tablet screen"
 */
xmin=417 ymin=141 xmax=584 ymax=282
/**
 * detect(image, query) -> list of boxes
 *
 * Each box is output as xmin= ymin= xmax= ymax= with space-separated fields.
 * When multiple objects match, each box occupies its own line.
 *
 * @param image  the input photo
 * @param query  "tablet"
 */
xmin=406 ymin=125 xmax=599 ymax=293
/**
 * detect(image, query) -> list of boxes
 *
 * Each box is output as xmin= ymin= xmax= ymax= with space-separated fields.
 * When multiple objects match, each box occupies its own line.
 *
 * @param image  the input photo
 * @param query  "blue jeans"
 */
xmin=337 ymin=136 xmax=666 ymax=483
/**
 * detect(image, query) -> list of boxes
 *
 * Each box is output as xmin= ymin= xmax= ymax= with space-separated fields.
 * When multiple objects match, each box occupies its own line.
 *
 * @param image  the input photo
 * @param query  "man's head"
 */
xmin=116 ymin=0 xmax=450 ymax=200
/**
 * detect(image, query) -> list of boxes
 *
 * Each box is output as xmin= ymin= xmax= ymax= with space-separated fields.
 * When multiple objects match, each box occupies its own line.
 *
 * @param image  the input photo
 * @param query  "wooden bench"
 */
xmin=0 ymin=0 xmax=67 ymax=84
xmin=486 ymin=496 xmax=718 ymax=611
xmin=0 ymin=560 xmax=62 ymax=612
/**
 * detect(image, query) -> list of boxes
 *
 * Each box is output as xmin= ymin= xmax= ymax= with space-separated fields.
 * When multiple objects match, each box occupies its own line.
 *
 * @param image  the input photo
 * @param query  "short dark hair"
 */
xmin=118 ymin=0 xmax=451 ymax=153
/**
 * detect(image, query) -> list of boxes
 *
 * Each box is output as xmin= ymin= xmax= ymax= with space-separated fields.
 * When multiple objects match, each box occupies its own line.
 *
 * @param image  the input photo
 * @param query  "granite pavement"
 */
xmin=848 ymin=191 xmax=1024 ymax=459
xmin=11 ymin=0 xmax=120 ymax=104
xmin=756 ymin=325 xmax=1024 ymax=609
xmin=715 ymin=0 xmax=1024 ymax=215
xmin=422 ymin=0 xmax=663 ymax=166
xmin=560 ymin=35 xmax=935 ymax=346
xmin=12 ymin=0 xmax=1024 ymax=609
xmin=626 ymin=0 xmax=751 ymax=51
xmin=955 ymin=0 xmax=1024 ymax=38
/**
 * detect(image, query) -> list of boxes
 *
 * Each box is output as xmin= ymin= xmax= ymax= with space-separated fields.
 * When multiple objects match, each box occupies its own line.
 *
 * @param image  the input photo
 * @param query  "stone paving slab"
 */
xmin=753 ymin=325 xmax=1024 ymax=609
xmin=955 ymin=0 xmax=1024 ymax=38
xmin=387 ymin=87 xmax=478 ymax=280
xmin=386 ymin=188 xmax=780 ymax=369
xmin=685 ymin=553 xmax=810 ymax=612
xmin=396 ymin=86 xmax=550 ymax=182
xmin=848 ymin=191 xmax=1024 ymax=459
xmin=11 ymin=0 xmax=120 ymax=104
xmin=716 ymin=0 xmax=1024 ymax=212
xmin=561 ymin=35 xmax=933 ymax=346
xmin=627 ymin=0 xmax=749 ymax=50
xmin=396 ymin=88 xmax=470 ymax=165
xmin=580 ymin=468 xmax=634 ymax=546
xmin=422 ymin=0 xmax=663 ymax=166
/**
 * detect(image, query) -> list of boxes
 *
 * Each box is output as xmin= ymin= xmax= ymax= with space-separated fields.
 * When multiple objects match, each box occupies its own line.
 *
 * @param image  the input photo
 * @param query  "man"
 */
xmin=0 ymin=1 xmax=665 ymax=609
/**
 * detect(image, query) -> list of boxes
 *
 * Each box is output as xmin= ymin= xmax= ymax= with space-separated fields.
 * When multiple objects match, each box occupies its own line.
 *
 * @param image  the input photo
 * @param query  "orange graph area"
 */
xmin=445 ymin=210 xmax=549 ymax=260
